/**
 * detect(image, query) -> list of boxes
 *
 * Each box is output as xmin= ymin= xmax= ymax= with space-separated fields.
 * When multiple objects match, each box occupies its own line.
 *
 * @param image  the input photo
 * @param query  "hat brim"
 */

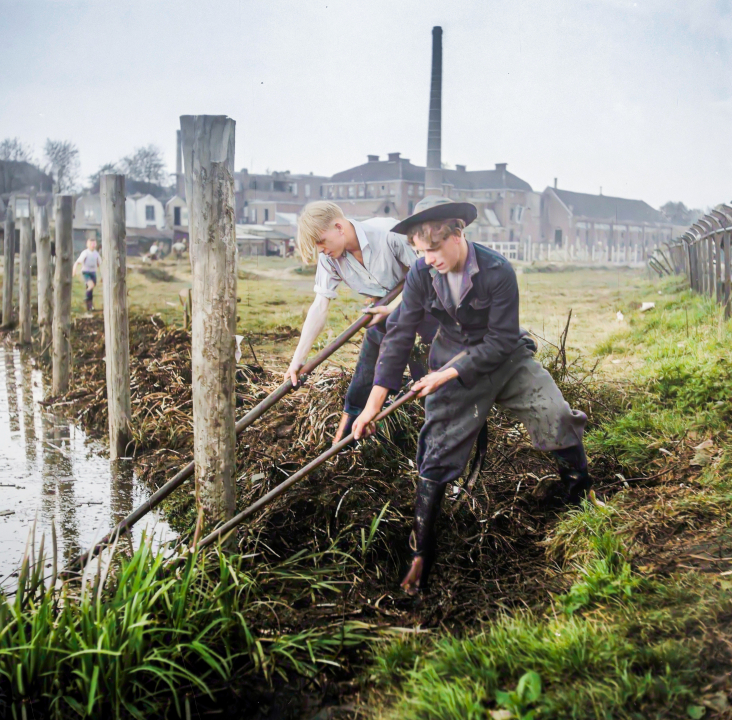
xmin=391 ymin=201 xmax=478 ymax=236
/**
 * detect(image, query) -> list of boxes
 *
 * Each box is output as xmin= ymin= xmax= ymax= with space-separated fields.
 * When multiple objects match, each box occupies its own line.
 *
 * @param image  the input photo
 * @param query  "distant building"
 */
xmin=540 ymin=186 xmax=679 ymax=261
xmin=235 ymin=169 xmax=329 ymax=224
xmin=322 ymin=154 xmax=539 ymax=258
xmin=236 ymin=223 xmax=292 ymax=257
xmin=164 ymin=195 xmax=189 ymax=243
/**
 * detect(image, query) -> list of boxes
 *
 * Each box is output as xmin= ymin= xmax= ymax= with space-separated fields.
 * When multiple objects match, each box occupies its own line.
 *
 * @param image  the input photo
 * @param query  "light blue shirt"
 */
xmin=313 ymin=219 xmax=417 ymax=299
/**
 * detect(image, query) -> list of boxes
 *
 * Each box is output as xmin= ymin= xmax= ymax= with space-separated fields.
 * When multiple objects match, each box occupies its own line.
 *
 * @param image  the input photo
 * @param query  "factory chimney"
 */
xmin=425 ymin=26 xmax=443 ymax=196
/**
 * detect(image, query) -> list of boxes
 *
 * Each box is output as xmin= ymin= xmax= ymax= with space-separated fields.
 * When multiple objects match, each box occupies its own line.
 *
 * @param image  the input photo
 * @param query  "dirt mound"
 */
xmin=46 ymin=314 xmax=625 ymax=632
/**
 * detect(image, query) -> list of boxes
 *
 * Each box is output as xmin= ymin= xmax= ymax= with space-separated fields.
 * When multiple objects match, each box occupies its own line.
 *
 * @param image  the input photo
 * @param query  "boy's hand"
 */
xmin=284 ymin=361 xmax=302 ymax=387
xmin=363 ymin=305 xmax=391 ymax=327
xmin=412 ymin=368 xmax=459 ymax=397
xmin=353 ymin=386 xmax=389 ymax=440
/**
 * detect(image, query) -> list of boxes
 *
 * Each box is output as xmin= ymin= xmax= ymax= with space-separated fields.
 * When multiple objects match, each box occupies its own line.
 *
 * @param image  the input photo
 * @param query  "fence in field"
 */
xmin=648 ymin=204 xmax=732 ymax=319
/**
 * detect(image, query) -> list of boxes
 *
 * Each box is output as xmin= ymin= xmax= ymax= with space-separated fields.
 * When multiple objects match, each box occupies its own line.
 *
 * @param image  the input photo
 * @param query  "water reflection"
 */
xmin=0 ymin=347 xmax=174 ymax=589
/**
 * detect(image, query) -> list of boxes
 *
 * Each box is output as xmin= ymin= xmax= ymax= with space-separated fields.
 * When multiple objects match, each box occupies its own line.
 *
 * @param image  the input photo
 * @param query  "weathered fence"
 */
xmin=649 ymin=204 xmax=732 ymax=318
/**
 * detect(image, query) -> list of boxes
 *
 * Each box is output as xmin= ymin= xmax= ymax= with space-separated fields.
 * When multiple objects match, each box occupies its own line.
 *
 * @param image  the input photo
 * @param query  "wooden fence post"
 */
xmin=180 ymin=114 xmax=237 ymax=532
xmin=18 ymin=218 xmax=32 ymax=344
xmin=52 ymin=196 xmax=73 ymax=395
xmin=101 ymin=174 xmax=132 ymax=459
xmin=2 ymin=207 xmax=16 ymax=328
xmin=35 ymin=204 xmax=53 ymax=348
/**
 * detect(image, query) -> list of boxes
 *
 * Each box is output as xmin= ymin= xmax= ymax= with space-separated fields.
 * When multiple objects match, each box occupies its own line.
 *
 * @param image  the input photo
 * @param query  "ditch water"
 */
xmin=0 ymin=345 xmax=174 ymax=592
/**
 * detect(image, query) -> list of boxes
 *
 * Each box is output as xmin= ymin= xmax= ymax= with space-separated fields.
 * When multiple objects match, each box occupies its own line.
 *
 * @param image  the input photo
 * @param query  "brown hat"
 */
xmin=391 ymin=195 xmax=477 ymax=235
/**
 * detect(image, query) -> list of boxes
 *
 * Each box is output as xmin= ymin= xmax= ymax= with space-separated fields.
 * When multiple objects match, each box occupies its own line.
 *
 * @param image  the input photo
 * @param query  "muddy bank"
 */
xmin=44 ymin=314 xmax=625 ymax=625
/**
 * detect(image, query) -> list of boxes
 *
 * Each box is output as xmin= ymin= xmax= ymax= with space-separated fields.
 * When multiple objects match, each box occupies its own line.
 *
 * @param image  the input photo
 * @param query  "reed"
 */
xmin=0 ymin=531 xmax=377 ymax=719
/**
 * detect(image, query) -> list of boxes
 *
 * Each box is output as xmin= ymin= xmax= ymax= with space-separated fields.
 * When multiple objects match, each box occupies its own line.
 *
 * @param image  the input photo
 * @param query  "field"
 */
xmin=3 ymin=259 xmax=732 ymax=719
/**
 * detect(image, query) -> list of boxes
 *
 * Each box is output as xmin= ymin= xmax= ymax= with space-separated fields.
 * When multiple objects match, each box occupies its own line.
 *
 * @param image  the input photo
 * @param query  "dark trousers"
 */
xmin=344 ymin=305 xmax=438 ymax=417
xmin=82 ymin=272 xmax=97 ymax=303
xmin=416 ymin=333 xmax=587 ymax=486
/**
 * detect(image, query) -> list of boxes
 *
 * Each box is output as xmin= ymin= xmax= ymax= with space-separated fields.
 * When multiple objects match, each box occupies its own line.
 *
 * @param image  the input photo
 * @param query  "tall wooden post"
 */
xmin=35 ymin=204 xmax=53 ymax=347
xmin=18 ymin=218 xmax=32 ymax=344
xmin=2 ymin=207 xmax=16 ymax=328
xmin=181 ymin=115 xmax=237 ymax=531
xmin=52 ymin=196 xmax=73 ymax=395
xmin=100 ymin=175 xmax=132 ymax=459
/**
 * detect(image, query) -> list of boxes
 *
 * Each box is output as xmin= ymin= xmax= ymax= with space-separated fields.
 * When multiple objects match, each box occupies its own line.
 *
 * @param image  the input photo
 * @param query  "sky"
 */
xmin=0 ymin=0 xmax=730 ymax=209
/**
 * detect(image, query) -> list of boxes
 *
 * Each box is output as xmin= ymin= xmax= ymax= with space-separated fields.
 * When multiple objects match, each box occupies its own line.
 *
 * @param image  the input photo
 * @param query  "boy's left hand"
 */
xmin=362 ymin=305 xmax=391 ymax=327
xmin=412 ymin=368 xmax=459 ymax=397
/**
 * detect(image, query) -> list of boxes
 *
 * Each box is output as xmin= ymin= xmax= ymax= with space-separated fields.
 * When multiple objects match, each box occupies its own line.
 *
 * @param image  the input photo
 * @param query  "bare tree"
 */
xmin=0 ymin=138 xmax=34 ymax=163
xmin=88 ymin=162 xmax=120 ymax=188
xmin=44 ymin=139 xmax=80 ymax=193
xmin=121 ymin=145 xmax=167 ymax=185
xmin=0 ymin=138 xmax=37 ymax=193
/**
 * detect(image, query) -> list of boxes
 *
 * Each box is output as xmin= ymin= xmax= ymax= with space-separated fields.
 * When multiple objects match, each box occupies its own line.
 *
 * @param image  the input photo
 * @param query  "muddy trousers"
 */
xmin=417 ymin=339 xmax=587 ymax=487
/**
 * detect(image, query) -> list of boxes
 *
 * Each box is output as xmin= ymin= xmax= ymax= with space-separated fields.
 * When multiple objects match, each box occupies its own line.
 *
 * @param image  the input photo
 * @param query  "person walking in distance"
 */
xmin=72 ymin=237 xmax=102 ymax=312
xmin=286 ymin=201 xmax=437 ymax=443
xmin=353 ymin=196 xmax=592 ymax=596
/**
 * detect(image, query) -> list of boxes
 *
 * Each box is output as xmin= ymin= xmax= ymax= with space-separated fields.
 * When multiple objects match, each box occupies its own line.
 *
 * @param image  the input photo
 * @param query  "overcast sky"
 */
xmin=0 ymin=0 xmax=729 ymax=209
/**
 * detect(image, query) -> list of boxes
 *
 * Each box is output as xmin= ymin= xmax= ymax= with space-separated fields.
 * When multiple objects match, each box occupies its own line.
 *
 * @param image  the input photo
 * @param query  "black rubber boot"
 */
xmin=553 ymin=444 xmax=592 ymax=505
xmin=402 ymin=477 xmax=446 ymax=594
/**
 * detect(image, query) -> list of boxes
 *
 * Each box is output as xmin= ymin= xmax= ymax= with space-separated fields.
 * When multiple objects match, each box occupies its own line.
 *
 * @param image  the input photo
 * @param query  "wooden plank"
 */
xmin=2 ymin=207 xmax=15 ymax=328
xmin=18 ymin=218 xmax=32 ymax=344
xmin=34 ymin=204 xmax=53 ymax=348
xmin=52 ymin=196 xmax=73 ymax=395
xmin=181 ymin=114 xmax=237 ymax=533
xmin=101 ymin=174 xmax=132 ymax=460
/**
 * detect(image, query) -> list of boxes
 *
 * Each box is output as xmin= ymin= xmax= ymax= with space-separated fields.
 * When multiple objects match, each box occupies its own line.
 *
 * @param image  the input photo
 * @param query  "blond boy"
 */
xmin=286 ymin=201 xmax=437 ymax=443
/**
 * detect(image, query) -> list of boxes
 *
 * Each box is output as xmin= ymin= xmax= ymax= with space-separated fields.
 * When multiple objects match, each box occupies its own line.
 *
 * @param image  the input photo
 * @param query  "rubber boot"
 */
xmin=401 ymin=477 xmax=446 ymax=595
xmin=85 ymin=297 xmax=93 ymax=312
xmin=552 ymin=444 xmax=592 ymax=505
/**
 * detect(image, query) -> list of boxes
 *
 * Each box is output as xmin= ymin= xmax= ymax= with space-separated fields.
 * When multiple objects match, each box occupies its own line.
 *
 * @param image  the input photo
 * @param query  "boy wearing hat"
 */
xmin=352 ymin=196 xmax=591 ymax=595
xmin=287 ymin=201 xmax=437 ymax=443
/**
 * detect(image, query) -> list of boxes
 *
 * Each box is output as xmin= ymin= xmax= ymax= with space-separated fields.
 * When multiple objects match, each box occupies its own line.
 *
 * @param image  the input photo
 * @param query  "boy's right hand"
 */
xmin=285 ymin=362 xmax=302 ymax=387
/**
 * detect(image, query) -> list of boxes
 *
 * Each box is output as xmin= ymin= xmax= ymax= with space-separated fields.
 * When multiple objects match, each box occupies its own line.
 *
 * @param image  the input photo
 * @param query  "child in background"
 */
xmin=72 ymin=237 xmax=102 ymax=312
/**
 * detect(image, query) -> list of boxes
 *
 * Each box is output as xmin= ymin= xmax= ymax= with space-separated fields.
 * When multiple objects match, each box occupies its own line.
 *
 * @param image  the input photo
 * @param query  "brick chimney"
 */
xmin=388 ymin=152 xmax=401 ymax=162
xmin=456 ymin=164 xmax=466 ymax=173
xmin=425 ymin=26 xmax=443 ymax=195
xmin=367 ymin=155 xmax=379 ymax=162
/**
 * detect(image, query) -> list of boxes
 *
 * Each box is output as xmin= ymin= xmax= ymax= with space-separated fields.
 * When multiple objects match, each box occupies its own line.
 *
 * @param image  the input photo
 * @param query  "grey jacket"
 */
xmin=373 ymin=241 xmax=525 ymax=390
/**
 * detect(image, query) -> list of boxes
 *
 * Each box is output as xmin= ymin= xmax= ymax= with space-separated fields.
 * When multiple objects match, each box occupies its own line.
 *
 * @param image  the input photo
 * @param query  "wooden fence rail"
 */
xmin=649 ymin=204 xmax=732 ymax=319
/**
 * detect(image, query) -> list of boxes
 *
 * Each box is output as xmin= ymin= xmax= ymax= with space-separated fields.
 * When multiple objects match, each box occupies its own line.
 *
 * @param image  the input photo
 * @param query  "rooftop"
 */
xmin=550 ymin=188 xmax=667 ymax=224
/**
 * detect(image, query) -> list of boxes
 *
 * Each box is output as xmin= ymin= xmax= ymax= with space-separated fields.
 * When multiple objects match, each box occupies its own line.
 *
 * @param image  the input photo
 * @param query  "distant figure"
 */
xmin=171 ymin=239 xmax=187 ymax=260
xmin=72 ymin=237 xmax=102 ymax=312
xmin=148 ymin=243 xmax=159 ymax=261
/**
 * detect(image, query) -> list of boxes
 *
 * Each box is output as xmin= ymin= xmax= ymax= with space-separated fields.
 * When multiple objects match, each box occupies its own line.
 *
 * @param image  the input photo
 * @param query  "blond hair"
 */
xmin=297 ymin=201 xmax=346 ymax=264
xmin=407 ymin=218 xmax=465 ymax=250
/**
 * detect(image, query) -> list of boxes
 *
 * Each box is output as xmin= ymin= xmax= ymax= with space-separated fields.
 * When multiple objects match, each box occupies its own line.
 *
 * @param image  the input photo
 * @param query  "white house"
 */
xmin=165 ymin=195 xmax=188 ymax=229
xmin=126 ymin=193 xmax=165 ymax=230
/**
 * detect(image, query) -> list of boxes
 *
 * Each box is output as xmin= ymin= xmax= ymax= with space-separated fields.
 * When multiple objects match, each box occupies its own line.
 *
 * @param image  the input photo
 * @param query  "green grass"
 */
xmin=0 ymin=534 xmax=377 ymax=719
xmin=366 ymin=279 xmax=732 ymax=720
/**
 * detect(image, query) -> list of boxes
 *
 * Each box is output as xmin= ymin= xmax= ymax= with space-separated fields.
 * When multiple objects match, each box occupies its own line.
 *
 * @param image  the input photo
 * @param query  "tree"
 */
xmin=44 ymin=139 xmax=80 ymax=193
xmin=121 ymin=145 xmax=167 ymax=185
xmin=0 ymin=138 xmax=34 ymax=164
xmin=88 ymin=162 xmax=120 ymax=188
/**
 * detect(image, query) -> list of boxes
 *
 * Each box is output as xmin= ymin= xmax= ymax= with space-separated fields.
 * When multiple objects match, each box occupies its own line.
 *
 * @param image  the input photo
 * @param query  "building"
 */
xmin=236 ymin=224 xmax=292 ymax=257
xmin=235 ymin=169 xmax=329 ymax=224
xmin=126 ymin=193 xmax=165 ymax=230
xmin=164 ymin=195 xmax=189 ymax=243
xmin=539 ymin=185 xmax=679 ymax=262
xmin=321 ymin=154 xmax=540 ymax=258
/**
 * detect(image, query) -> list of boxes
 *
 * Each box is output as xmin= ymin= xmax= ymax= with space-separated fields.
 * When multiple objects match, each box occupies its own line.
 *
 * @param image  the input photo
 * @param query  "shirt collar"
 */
xmin=349 ymin=219 xmax=370 ymax=252
xmin=428 ymin=241 xmax=480 ymax=280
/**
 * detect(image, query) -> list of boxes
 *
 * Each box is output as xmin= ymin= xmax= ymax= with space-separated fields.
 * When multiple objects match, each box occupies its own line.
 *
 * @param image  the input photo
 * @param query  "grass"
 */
xmin=0 ymin=526 xmax=378 ymax=719
xmin=366 ymin=278 xmax=732 ymax=719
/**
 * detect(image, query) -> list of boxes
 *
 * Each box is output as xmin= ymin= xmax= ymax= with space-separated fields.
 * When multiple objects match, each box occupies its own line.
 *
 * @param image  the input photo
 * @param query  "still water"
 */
xmin=0 ymin=345 xmax=174 ymax=591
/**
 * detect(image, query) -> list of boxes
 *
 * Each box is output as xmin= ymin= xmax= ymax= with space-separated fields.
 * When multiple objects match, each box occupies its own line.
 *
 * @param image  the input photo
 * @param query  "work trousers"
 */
xmin=417 ymin=333 xmax=587 ymax=486
xmin=344 ymin=305 xmax=438 ymax=417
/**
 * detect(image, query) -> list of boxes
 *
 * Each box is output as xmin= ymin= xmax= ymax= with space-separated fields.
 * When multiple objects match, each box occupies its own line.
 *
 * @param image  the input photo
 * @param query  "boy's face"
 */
xmin=315 ymin=220 xmax=347 ymax=259
xmin=412 ymin=231 xmax=463 ymax=274
xmin=88 ymin=239 xmax=97 ymax=251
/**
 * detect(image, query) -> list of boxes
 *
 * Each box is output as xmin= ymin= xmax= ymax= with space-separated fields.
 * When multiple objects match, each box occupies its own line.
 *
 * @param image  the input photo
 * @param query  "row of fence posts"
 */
xmin=658 ymin=204 xmax=732 ymax=319
xmin=0 ymin=115 xmax=237 ymax=532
